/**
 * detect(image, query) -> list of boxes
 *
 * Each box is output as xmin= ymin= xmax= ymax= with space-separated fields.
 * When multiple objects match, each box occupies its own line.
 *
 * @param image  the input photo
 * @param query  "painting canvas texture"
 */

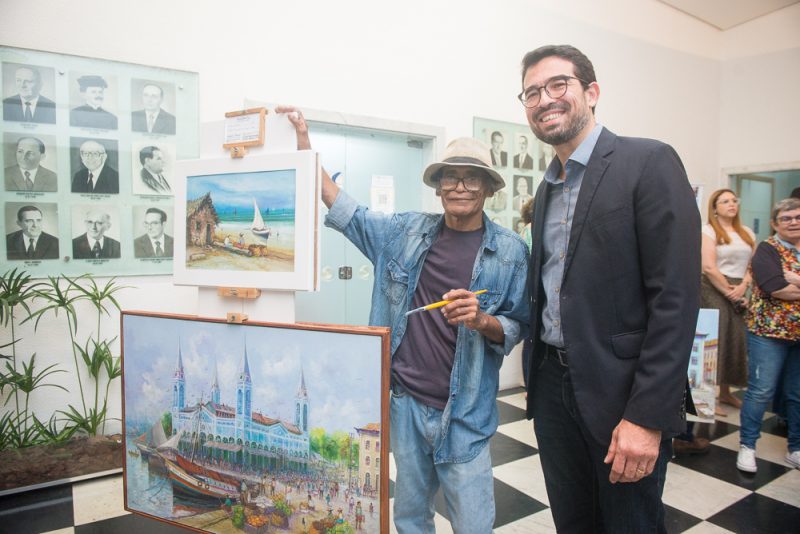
xmin=122 ymin=313 xmax=388 ymax=533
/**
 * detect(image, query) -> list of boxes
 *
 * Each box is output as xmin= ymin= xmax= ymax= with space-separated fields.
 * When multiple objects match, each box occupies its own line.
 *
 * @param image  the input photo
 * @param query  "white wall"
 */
xmin=1 ymin=0 xmax=798 ymax=424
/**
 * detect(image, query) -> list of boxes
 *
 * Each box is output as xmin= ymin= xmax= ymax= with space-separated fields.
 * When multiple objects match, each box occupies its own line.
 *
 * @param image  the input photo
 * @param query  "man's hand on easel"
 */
xmin=275 ymin=106 xmax=311 ymax=150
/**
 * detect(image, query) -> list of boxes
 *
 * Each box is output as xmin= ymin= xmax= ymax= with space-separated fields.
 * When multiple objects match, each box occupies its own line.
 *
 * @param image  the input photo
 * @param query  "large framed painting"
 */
xmin=173 ymin=151 xmax=320 ymax=291
xmin=121 ymin=311 xmax=390 ymax=533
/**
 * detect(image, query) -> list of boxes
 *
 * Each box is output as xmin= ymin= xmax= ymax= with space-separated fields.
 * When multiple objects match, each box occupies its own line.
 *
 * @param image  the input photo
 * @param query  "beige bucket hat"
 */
xmin=422 ymin=137 xmax=506 ymax=192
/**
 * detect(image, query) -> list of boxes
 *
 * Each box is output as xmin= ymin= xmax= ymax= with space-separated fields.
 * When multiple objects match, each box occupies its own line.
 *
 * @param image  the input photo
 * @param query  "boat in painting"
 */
xmin=251 ymin=198 xmax=270 ymax=237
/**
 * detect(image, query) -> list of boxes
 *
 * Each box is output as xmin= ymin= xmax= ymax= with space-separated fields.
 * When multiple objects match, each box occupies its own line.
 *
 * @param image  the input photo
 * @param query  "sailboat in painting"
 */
xmin=251 ymin=198 xmax=270 ymax=238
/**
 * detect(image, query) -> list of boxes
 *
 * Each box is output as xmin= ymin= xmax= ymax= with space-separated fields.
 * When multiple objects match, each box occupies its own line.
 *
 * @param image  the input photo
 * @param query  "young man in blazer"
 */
xmin=520 ymin=45 xmax=700 ymax=532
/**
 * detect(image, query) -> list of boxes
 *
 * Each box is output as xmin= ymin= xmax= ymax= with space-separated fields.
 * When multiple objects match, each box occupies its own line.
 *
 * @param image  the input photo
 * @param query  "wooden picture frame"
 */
xmin=121 ymin=311 xmax=391 ymax=533
xmin=223 ymin=107 xmax=267 ymax=154
xmin=173 ymin=150 xmax=320 ymax=291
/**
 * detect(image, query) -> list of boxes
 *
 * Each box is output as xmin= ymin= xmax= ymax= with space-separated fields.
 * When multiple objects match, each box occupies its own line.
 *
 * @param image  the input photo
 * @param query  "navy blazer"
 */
xmin=6 ymin=230 xmax=59 ymax=260
xmin=3 ymin=94 xmax=56 ymax=124
xmin=526 ymin=128 xmax=700 ymax=445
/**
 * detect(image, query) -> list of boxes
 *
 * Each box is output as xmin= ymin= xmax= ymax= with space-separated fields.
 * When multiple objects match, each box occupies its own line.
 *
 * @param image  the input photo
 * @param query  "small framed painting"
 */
xmin=121 ymin=311 xmax=390 ymax=533
xmin=173 ymin=150 xmax=320 ymax=291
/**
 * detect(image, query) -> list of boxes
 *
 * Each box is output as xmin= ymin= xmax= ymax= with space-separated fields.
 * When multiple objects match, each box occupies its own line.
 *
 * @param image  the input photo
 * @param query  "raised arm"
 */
xmin=274 ymin=106 xmax=339 ymax=208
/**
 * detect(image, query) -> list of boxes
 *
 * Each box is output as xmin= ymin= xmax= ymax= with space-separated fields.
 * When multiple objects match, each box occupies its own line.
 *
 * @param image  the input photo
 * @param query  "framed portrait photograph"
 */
xmin=132 ymin=205 xmax=174 ymax=260
xmin=131 ymin=140 xmax=176 ymax=196
xmin=131 ymin=78 xmax=177 ymax=135
xmin=512 ymin=174 xmax=534 ymax=213
xmin=513 ymin=133 xmax=534 ymax=170
xmin=70 ymin=203 xmax=122 ymax=260
xmin=121 ymin=311 xmax=390 ymax=534
xmin=2 ymin=62 xmax=57 ymax=125
xmin=68 ymin=72 xmax=119 ymax=130
xmin=3 ymin=132 xmax=59 ymax=192
xmin=173 ymin=150 xmax=320 ymax=291
xmin=5 ymin=201 xmax=61 ymax=261
xmin=69 ymin=136 xmax=120 ymax=195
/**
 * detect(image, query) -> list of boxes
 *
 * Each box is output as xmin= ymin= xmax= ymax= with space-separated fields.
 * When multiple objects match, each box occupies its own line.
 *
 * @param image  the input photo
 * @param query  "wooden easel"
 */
xmin=218 ymin=107 xmax=268 ymax=322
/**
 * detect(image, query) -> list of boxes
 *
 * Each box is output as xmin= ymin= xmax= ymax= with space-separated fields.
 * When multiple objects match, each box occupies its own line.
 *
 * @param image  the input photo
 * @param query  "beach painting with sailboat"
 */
xmin=184 ymin=169 xmax=296 ymax=272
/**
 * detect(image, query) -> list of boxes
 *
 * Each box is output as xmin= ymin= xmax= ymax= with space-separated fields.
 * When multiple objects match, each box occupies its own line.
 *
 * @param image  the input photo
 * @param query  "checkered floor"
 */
xmin=1 ymin=387 xmax=798 ymax=533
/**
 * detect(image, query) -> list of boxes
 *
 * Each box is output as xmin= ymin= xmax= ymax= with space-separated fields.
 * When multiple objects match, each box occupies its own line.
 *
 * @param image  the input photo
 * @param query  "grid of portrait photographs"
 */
xmin=473 ymin=117 xmax=553 ymax=240
xmin=1 ymin=46 xmax=198 ymax=278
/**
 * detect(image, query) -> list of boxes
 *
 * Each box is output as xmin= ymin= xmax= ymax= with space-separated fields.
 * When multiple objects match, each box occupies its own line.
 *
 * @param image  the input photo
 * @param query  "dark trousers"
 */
xmin=531 ymin=353 xmax=672 ymax=533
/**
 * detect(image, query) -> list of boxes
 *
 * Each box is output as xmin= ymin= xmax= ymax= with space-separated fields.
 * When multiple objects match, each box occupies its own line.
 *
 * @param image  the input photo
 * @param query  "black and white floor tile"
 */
xmin=1 ymin=387 xmax=797 ymax=533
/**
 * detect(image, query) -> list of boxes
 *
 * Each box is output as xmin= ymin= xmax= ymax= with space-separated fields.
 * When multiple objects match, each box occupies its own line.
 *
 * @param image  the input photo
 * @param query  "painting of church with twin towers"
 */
xmin=121 ymin=312 xmax=389 ymax=533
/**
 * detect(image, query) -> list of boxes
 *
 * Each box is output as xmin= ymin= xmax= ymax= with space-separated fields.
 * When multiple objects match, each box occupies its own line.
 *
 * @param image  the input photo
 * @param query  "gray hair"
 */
xmin=772 ymin=197 xmax=800 ymax=221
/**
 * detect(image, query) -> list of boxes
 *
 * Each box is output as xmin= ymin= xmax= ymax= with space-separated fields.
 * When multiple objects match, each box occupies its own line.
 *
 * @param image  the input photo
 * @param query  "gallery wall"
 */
xmin=1 ymin=0 xmax=798 ymax=427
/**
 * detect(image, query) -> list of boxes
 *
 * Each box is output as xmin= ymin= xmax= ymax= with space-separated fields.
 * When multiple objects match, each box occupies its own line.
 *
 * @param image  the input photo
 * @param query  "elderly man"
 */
xmin=131 ymin=83 xmax=176 ymax=135
xmin=280 ymin=106 xmax=528 ymax=533
xmin=70 ymin=75 xmax=117 ymax=130
xmin=6 ymin=205 xmax=59 ymax=260
xmin=134 ymin=207 xmax=173 ymax=258
xmin=71 ymin=140 xmax=119 ymax=194
xmin=5 ymin=137 xmax=58 ymax=192
xmin=3 ymin=65 xmax=56 ymax=124
xmin=138 ymin=146 xmax=171 ymax=193
xmin=521 ymin=44 xmax=700 ymax=532
xmin=72 ymin=209 xmax=120 ymax=259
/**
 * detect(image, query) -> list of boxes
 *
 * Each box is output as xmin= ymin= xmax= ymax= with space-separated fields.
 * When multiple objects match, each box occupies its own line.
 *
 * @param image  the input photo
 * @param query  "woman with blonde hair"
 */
xmin=701 ymin=188 xmax=755 ymax=414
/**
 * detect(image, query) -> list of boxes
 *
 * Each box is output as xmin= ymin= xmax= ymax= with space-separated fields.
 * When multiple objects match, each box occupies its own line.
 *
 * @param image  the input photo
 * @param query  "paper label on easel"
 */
xmin=224 ymin=113 xmax=261 ymax=144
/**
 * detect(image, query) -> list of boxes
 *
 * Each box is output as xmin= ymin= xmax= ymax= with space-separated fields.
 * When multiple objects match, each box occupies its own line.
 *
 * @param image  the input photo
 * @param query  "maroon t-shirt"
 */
xmin=392 ymin=224 xmax=483 ymax=410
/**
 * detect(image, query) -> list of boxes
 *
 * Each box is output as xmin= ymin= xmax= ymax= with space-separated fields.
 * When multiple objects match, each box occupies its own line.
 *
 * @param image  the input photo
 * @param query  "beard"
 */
xmin=531 ymin=102 xmax=591 ymax=146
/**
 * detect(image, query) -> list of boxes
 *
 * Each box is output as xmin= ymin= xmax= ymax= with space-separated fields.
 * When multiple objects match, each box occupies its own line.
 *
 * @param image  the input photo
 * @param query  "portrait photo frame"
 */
xmin=0 ymin=45 xmax=198 ymax=278
xmin=121 ymin=311 xmax=391 ymax=534
xmin=173 ymin=150 xmax=320 ymax=291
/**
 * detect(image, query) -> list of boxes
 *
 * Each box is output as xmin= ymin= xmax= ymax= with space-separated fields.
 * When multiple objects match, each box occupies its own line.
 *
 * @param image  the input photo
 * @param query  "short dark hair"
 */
xmin=491 ymin=131 xmax=503 ymax=141
xmin=139 ymin=145 xmax=161 ymax=165
xmin=791 ymin=186 xmax=800 ymax=200
xmin=17 ymin=205 xmax=42 ymax=221
xmin=145 ymin=207 xmax=167 ymax=223
xmin=16 ymin=136 xmax=45 ymax=154
xmin=521 ymin=45 xmax=597 ymax=112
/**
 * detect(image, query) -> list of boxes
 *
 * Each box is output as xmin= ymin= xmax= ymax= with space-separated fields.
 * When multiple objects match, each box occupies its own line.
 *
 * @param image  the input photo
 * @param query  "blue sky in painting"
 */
xmin=696 ymin=308 xmax=719 ymax=342
xmin=123 ymin=315 xmax=383 ymax=434
xmin=187 ymin=170 xmax=296 ymax=211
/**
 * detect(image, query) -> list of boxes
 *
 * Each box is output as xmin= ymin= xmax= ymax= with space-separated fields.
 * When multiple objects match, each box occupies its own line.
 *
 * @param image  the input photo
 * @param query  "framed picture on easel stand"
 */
xmin=172 ymin=150 xmax=320 ymax=291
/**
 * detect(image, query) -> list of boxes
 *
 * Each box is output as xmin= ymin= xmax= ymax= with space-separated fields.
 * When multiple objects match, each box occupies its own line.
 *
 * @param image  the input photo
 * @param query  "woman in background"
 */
xmin=736 ymin=197 xmax=800 ymax=473
xmin=701 ymin=189 xmax=755 ymax=415
xmin=519 ymin=197 xmax=533 ymax=390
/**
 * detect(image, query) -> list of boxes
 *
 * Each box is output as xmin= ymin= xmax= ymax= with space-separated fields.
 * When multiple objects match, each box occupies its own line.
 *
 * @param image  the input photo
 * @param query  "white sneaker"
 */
xmin=736 ymin=445 xmax=757 ymax=473
xmin=786 ymin=450 xmax=800 ymax=469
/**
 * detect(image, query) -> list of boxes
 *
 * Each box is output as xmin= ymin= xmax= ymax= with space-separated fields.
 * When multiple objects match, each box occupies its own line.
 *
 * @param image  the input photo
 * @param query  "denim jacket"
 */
xmin=325 ymin=191 xmax=529 ymax=463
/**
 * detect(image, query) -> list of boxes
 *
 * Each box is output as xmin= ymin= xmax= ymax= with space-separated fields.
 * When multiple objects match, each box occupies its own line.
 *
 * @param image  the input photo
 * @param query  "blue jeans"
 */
xmin=531 ymin=354 xmax=671 ymax=533
xmin=740 ymin=333 xmax=800 ymax=451
xmin=390 ymin=386 xmax=494 ymax=534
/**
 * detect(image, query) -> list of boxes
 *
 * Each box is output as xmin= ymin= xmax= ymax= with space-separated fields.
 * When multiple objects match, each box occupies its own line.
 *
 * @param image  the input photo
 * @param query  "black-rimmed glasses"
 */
xmin=517 ymin=75 xmax=588 ymax=108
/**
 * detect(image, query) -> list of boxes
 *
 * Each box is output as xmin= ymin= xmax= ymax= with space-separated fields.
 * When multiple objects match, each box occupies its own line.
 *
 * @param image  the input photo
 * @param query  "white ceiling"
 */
xmin=657 ymin=0 xmax=799 ymax=30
